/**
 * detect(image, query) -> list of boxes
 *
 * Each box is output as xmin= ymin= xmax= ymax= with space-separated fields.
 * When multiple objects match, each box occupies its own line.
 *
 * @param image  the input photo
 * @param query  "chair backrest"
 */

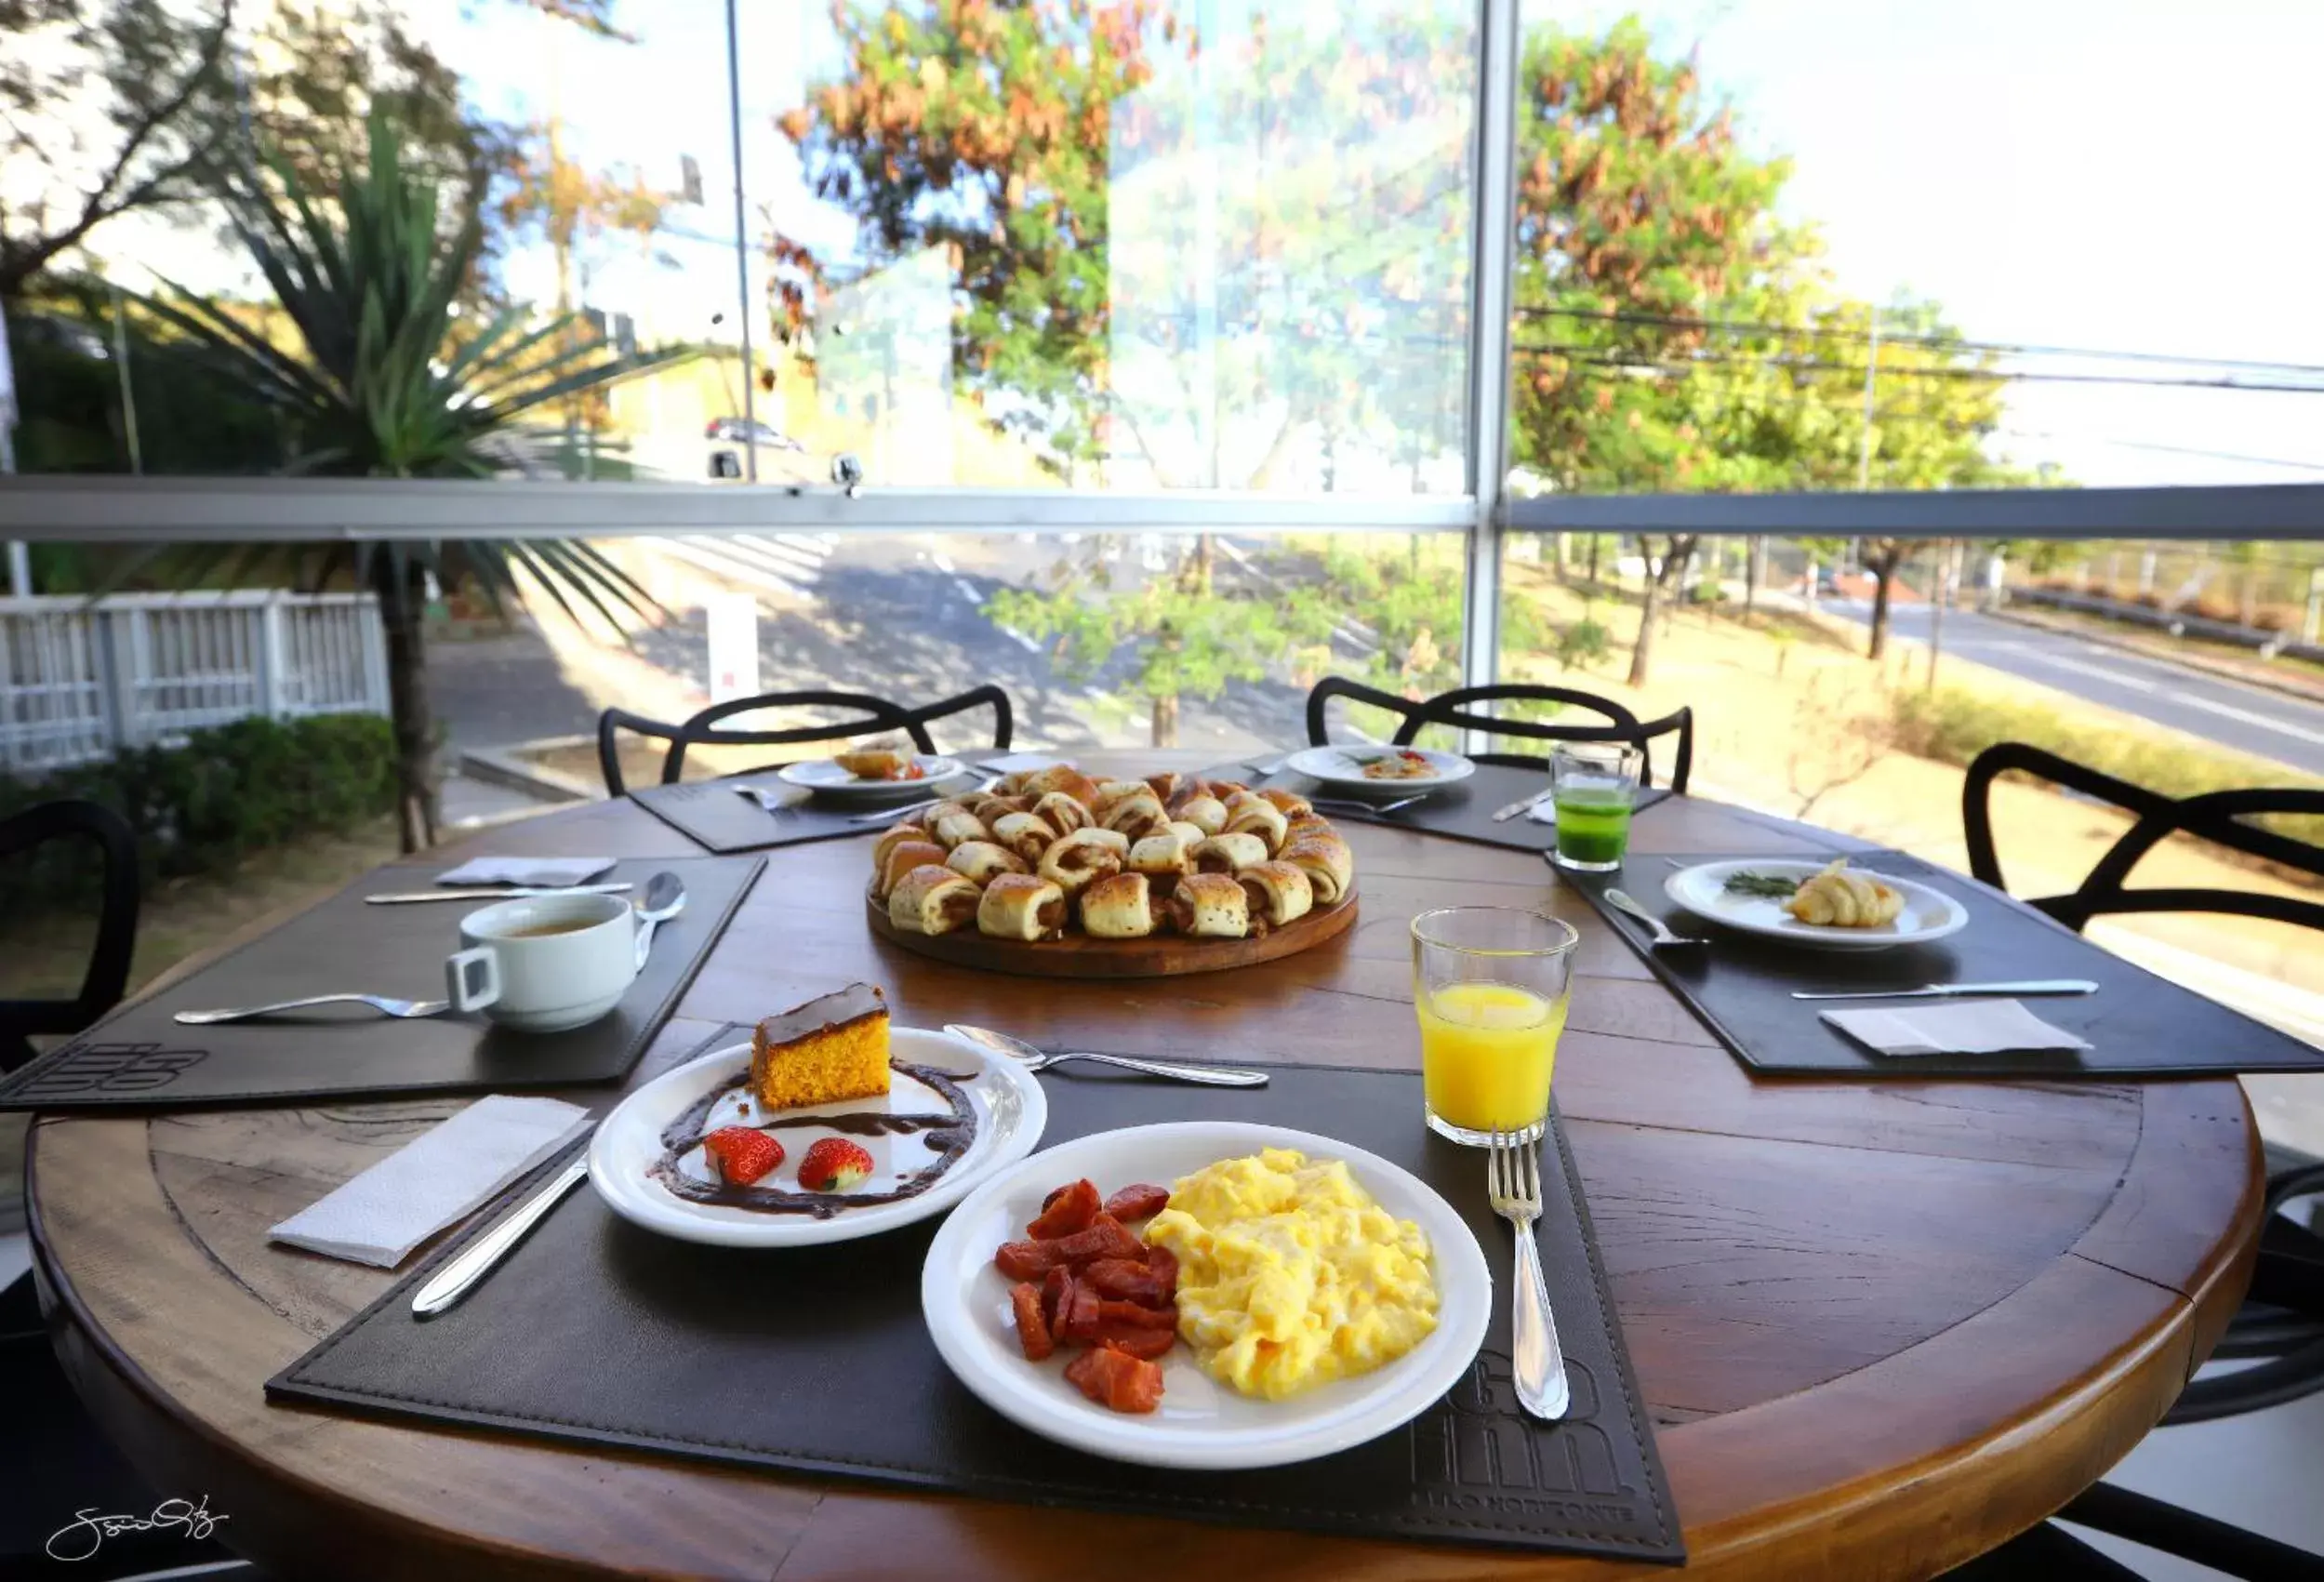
xmin=1961 ymin=741 xmax=2324 ymax=936
xmin=0 ymin=799 xmax=140 ymax=1070
xmin=596 ymin=685 xmax=1015 ymax=796
xmin=1303 ymin=677 xmax=1693 ymax=793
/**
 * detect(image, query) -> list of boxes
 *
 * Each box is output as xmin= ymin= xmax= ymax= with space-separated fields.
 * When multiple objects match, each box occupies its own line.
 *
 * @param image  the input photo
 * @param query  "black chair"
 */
xmin=1304 ymin=677 xmax=1693 ymax=794
xmin=1 ymin=799 xmax=139 ymax=1072
xmin=596 ymin=685 xmax=1015 ymax=797
xmin=1952 ymin=742 xmax=2324 ymax=1578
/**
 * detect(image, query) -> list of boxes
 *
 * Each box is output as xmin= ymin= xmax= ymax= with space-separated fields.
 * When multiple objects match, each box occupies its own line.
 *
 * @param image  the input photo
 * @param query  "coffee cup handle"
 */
xmin=445 ymin=947 xmax=502 ymax=1013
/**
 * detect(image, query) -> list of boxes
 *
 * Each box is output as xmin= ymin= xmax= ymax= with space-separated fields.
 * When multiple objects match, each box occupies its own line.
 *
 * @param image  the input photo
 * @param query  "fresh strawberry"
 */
xmin=702 ymin=1126 xmax=782 ymax=1186
xmin=797 ymin=1137 xmax=875 ymax=1192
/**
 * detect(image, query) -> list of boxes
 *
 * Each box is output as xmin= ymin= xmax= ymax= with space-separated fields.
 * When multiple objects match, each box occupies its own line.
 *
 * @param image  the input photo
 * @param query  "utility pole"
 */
xmin=111 ymin=284 xmax=143 ymax=474
xmin=1927 ymin=539 xmax=1952 ymax=691
xmin=1856 ymin=308 xmax=1879 ymax=492
xmin=725 ymin=0 xmax=758 ymax=483
xmin=0 ymin=296 xmax=25 ymax=596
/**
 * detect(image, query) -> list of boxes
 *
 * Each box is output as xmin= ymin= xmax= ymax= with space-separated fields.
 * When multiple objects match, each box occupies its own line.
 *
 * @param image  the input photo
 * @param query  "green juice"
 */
xmin=1554 ymin=789 xmax=1633 ymax=867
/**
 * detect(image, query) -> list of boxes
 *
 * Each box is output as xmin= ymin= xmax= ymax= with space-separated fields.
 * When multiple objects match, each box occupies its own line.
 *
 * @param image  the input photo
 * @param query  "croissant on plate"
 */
xmin=888 ymin=865 xmax=981 ymax=935
xmin=1784 ymin=860 xmax=1906 ymax=928
xmin=977 ymin=873 xmax=1067 ymax=940
xmin=1236 ymin=860 xmax=1313 ymax=933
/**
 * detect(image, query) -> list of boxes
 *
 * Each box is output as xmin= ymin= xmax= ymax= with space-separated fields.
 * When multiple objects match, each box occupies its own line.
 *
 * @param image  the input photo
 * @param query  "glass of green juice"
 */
xmin=1549 ymin=741 xmax=1643 ymax=871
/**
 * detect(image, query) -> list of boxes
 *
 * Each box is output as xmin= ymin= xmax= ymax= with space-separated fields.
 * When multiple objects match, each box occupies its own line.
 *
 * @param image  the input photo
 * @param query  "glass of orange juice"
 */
xmin=1412 ymin=907 xmax=1578 ymax=1147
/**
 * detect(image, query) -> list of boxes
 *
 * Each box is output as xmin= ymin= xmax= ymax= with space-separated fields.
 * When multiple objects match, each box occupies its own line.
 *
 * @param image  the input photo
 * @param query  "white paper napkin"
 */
xmin=1526 ymin=799 xmax=1558 ymax=825
xmin=436 ymin=855 xmax=616 ymax=887
xmin=980 ymin=752 xmax=1064 ymax=773
xmin=269 ymin=1096 xmax=591 ymax=1267
xmin=1821 ymin=999 xmax=2093 ymax=1057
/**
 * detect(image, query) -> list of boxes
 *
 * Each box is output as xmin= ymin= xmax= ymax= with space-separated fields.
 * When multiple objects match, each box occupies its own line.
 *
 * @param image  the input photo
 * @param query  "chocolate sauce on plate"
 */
xmin=645 ymin=1058 xmax=979 ymax=1219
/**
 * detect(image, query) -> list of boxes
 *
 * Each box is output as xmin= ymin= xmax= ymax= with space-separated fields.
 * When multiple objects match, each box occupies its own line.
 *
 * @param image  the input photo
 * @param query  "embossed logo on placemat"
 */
xmin=9 ymin=1044 xmax=209 ymax=1098
xmin=1409 ymin=1349 xmax=1646 ymax=1528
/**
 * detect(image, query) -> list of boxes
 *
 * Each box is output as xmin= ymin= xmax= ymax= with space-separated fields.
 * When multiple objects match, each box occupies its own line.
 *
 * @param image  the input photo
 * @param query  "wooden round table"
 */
xmin=27 ymin=768 xmax=2263 ymax=1581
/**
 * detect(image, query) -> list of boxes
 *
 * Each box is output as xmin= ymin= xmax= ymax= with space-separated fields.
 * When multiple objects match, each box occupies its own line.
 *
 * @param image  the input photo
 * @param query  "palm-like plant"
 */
xmin=132 ymin=107 xmax=692 ymax=850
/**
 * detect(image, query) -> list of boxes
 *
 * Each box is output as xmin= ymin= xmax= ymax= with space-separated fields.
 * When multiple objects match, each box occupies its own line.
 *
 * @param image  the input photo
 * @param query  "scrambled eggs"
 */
xmin=1143 ymin=1148 xmax=1439 ymax=1401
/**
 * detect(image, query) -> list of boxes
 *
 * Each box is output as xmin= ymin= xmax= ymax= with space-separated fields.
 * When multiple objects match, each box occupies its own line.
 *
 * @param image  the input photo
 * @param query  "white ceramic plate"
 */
xmin=1663 ymin=857 xmax=1971 ymax=952
xmin=776 ymin=755 xmax=966 ymax=802
xmin=589 ymin=1026 xmax=1046 ymax=1247
xmin=921 ymin=1122 xmax=1491 ymax=1470
xmin=1281 ymin=744 xmax=1475 ymax=795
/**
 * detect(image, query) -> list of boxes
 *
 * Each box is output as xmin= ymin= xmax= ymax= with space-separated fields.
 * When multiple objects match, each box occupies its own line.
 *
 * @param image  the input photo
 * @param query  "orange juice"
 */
xmin=1416 ymin=982 xmax=1567 ymax=1134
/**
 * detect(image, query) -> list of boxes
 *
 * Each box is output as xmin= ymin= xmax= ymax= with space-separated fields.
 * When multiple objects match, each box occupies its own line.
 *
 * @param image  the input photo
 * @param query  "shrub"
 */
xmin=1891 ymin=687 xmax=2324 ymax=850
xmin=1556 ymin=618 xmax=1613 ymax=671
xmin=0 ymin=712 xmax=398 ymax=911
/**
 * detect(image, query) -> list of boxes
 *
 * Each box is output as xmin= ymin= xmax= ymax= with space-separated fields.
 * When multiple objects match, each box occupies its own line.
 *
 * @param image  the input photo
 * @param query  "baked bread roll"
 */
xmin=874 ymin=840 xmax=949 ymax=899
xmin=1081 ymin=872 xmax=1165 ymax=938
xmin=1170 ymin=872 xmax=1249 ymax=938
xmin=1236 ymin=860 xmax=1313 ymax=933
xmin=888 ymin=865 xmax=981 ymax=935
xmin=1023 ymin=765 xmax=1101 ymax=805
xmin=1166 ymin=819 xmax=1207 ymax=849
xmin=976 ymin=873 xmax=1067 ymax=940
xmin=989 ymin=812 xmax=1060 ymax=865
xmin=1176 ymin=794 xmax=1228 ymax=835
xmin=1031 ymin=791 xmax=1093 ymax=834
xmin=1102 ymin=792 xmax=1171 ymax=842
xmin=919 ymin=799 xmax=974 ymax=826
xmin=963 ymin=791 xmax=1029 ymax=822
xmin=1283 ymin=812 xmax=1333 ymax=844
xmin=992 ymin=769 xmax=1038 ymax=797
xmin=1145 ymin=771 xmax=1186 ymax=804
xmin=1208 ymin=778 xmax=1250 ymax=797
xmin=1089 ymin=780 xmax=1154 ymax=818
xmin=1038 ymin=828 xmax=1126 ymax=896
xmin=1191 ymin=832 xmax=1268 ymax=874
xmin=1127 ymin=831 xmax=1193 ymax=878
xmin=1784 ymin=860 xmax=1906 ymax=927
xmin=1224 ymin=799 xmax=1288 ymax=853
xmin=871 ymin=823 xmax=931 ymax=872
xmin=929 ymin=809 xmax=990 ymax=851
xmin=1281 ymin=831 xmax=1353 ymax=905
xmin=946 ymin=840 xmax=1027 ymax=885
xmin=1257 ymin=788 xmax=1312 ymax=818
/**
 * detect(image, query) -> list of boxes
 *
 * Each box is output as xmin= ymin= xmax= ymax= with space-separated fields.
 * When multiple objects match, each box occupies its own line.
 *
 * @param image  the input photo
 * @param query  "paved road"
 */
xmin=1826 ymin=601 xmax=2324 ymax=778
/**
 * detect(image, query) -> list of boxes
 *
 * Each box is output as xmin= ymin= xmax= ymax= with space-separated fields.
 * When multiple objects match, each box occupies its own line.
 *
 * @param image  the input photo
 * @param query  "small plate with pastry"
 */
xmin=777 ymin=750 xmax=967 ymax=802
xmin=589 ymin=982 xmax=1047 ymax=1247
xmin=1662 ymin=857 xmax=1970 ymax=952
xmin=1280 ymin=744 xmax=1473 ymax=795
xmin=863 ymin=768 xmax=1359 ymax=978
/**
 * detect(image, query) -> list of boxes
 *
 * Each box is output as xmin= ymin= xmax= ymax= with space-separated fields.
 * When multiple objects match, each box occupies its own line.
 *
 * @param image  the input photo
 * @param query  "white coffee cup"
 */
xmin=445 ymin=892 xmax=640 ymax=1032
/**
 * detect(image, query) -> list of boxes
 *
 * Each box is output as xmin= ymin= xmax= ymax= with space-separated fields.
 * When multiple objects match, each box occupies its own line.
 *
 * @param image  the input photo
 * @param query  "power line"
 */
xmin=1508 ymin=341 xmax=2324 ymax=395
xmin=1997 ymin=429 xmax=2324 ymax=473
xmin=1512 ymin=304 xmax=2324 ymax=378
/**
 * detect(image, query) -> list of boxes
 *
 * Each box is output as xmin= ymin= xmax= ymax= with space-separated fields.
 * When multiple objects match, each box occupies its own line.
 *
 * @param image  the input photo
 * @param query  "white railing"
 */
xmin=0 ymin=591 xmax=389 ymax=773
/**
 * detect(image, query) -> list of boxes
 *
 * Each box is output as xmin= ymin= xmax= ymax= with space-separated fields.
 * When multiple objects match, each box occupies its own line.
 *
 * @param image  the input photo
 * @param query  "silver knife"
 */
xmin=411 ymin=1157 xmax=590 ymax=1318
xmin=1493 ymin=787 xmax=1555 ymax=822
xmin=365 ymin=882 xmax=633 ymax=905
xmin=1790 ymin=979 xmax=2099 ymax=1002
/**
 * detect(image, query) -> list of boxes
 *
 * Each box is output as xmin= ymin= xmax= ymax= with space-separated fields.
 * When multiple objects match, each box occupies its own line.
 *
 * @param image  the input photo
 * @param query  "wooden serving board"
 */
xmin=864 ymin=884 xmax=1361 ymax=978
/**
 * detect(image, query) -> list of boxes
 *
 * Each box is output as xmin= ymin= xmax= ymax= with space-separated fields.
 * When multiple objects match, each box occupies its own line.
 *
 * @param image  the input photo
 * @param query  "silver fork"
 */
xmin=1487 ymin=1127 xmax=1570 ymax=1419
xmin=175 ymin=993 xmax=449 ymax=1026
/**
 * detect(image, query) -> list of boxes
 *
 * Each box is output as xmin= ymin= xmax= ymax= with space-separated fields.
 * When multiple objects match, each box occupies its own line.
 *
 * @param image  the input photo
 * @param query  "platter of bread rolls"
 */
xmin=865 ymin=765 xmax=1359 ymax=978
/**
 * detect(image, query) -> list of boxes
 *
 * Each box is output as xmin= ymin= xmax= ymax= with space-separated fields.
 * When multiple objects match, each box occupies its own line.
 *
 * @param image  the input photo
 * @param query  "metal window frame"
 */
xmin=1506 ymin=485 xmax=2324 ymax=540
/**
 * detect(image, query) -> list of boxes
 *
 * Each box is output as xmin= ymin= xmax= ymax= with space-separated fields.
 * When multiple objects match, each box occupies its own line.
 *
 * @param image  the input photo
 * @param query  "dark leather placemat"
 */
xmin=631 ymin=751 xmax=1011 ymax=853
xmin=1203 ymin=759 xmax=1673 ymax=854
xmin=0 ymin=856 xmax=764 ymax=1112
xmin=271 ymin=1047 xmax=1683 ymax=1563
xmin=1566 ymin=850 xmax=2324 ymax=1078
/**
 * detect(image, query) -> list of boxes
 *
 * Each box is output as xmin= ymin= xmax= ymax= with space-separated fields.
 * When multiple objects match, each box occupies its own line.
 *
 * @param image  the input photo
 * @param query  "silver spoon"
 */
xmin=1602 ymin=887 xmax=1708 ymax=949
xmin=944 ymin=1024 xmax=1268 ymax=1087
xmin=175 ymin=992 xmax=448 ymax=1025
xmin=631 ymin=871 xmax=687 ymax=970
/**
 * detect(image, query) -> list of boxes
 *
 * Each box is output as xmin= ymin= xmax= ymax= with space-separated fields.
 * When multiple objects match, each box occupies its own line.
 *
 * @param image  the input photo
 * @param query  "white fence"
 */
xmin=0 ymin=591 xmax=390 ymax=773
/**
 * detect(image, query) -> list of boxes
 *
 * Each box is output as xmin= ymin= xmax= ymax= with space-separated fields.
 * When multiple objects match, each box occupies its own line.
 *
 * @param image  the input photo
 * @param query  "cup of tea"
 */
xmin=445 ymin=892 xmax=640 ymax=1031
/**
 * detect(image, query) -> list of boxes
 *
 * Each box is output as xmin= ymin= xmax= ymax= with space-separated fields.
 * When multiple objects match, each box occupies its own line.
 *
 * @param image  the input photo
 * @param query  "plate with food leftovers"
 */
xmin=589 ymin=983 xmax=1046 ymax=1247
xmin=777 ymin=750 xmax=967 ymax=801
xmin=864 ymin=765 xmax=1360 ymax=977
xmin=1663 ymin=857 xmax=1971 ymax=951
xmin=1281 ymin=744 xmax=1475 ymax=794
xmin=920 ymin=1122 xmax=1491 ymax=1469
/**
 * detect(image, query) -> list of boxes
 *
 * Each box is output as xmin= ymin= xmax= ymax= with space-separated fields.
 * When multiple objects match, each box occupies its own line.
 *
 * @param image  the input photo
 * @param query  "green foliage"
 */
xmin=1556 ymin=618 xmax=1613 ymax=671
xmin=0 ymin=713 xmax=398 ymax=911
xmin=1891 ymin=687 xmax=2324 ymax=848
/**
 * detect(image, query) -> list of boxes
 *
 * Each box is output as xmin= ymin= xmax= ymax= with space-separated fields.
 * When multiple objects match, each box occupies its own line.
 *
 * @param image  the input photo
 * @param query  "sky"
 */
xmin=66 ymin=0 xmax=2324 ymax=490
